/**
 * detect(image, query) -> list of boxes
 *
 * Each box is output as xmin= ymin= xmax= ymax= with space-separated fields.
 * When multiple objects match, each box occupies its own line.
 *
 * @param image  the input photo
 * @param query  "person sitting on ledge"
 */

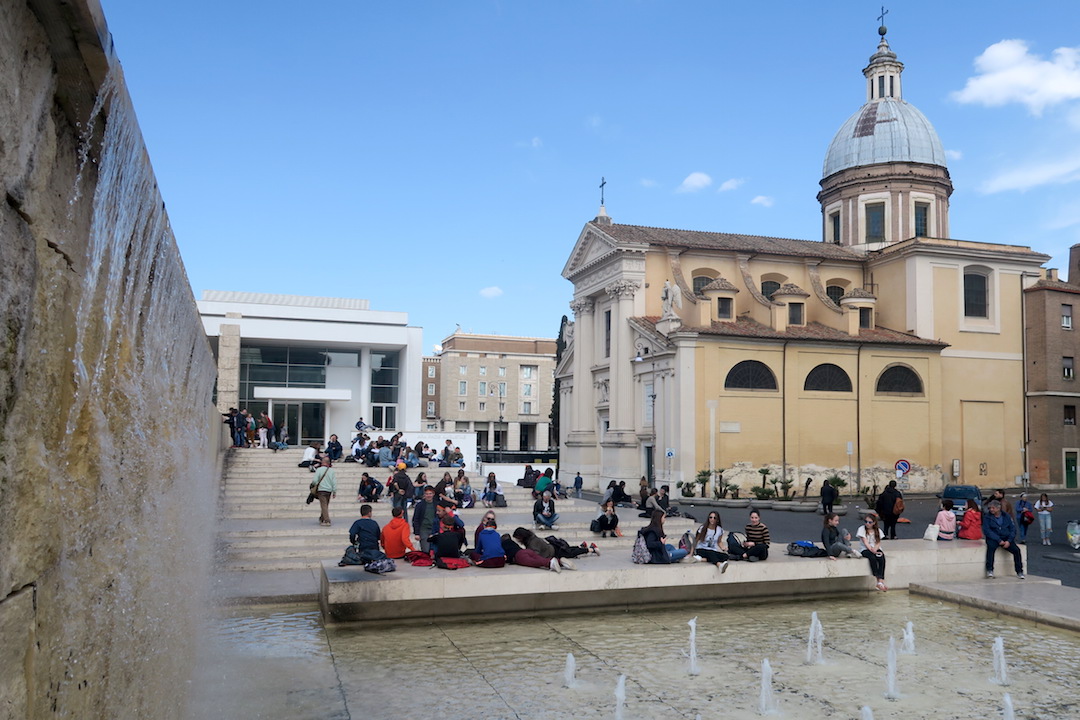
xmin=693 ymin=511 xmax=730 ymax=572
xmin=983 ymin=500 xmax=1024 ymax=580
xmin=469 ymin=517 xmax=506 ymax=568
xmin=958 ymin=499 xmax=983 ymax=540
xmin=857 ymin=512 xmax=888 ymax=591
xmin=349 ymin=504 xmax=383 ymax=563
xmin=511 ymin=527 xmax=578 ymax=571
xmin=594 ymin=499 xmax=621 ymax=538
xmin=821 ymin=512 xmax=859 ymax=559
xmin=638 ymin=510 xmax=688 ymax=564
xmin=728 ymin=510 xmax=770 ymax=561
xmin=298 ymin=442 xmax=322 ymax=471
xmin=357 ymin=472 xmax=383 ymax=503
xmin=534 ymin=490 xmax=559 ymax=530
xmin=379 ymin=507 xmax=415 ymax=560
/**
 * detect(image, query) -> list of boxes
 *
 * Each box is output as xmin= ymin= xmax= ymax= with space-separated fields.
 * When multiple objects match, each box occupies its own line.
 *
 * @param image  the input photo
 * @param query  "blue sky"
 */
xmin=99 ymin=1 xmax=1080 ymax=351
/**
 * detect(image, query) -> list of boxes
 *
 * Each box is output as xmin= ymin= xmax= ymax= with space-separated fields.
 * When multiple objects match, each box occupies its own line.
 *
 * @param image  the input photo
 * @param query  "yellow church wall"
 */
xmin=868 ymin=260 xmax=908 ymax=332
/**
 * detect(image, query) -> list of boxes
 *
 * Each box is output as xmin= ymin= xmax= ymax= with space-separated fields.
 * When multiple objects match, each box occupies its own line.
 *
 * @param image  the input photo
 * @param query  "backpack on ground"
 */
xmin=631 ymin=533 xmax=651 ymax=564
xmin=364 ymin=558 xmax=396 ymax=574
xmin=338 ymin=545 xmax=364 ymax=566
xmin=786 ymin=541 xmax=828 ymax=558
xmin=590 ymin=518 xmax=602 ymax=533
xmin=678 ymin=530 xmax=695 ymax=552
xmin=494 ymin=495 xmax=507 ymax=508
xmin=435 ymin=556 xmax=469 ymax=570
xmin=405 ymin=550 xmax=434 ymax=567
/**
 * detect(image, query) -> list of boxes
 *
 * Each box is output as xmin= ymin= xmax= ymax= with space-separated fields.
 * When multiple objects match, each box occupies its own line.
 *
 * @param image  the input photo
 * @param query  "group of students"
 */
xmin=941 ymin=489 xmax=1056 ymax=547
xmin=347 ymin=433 xmax=465 ymax=469
xmin=223 ymin=407 xmax=283 ymax=449
xmin=358 ymin=465 xmax=493 ymax=510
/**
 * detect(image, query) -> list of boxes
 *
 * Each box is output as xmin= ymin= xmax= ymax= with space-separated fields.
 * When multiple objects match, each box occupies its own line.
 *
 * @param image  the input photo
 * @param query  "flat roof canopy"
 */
xmin=253 ymin=387 xmax=352 ymax=402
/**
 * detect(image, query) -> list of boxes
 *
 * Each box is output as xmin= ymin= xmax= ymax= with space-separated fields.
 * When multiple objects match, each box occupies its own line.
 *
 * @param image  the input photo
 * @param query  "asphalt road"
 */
xmin=668 ymin=491 xmax=1080 ymax=588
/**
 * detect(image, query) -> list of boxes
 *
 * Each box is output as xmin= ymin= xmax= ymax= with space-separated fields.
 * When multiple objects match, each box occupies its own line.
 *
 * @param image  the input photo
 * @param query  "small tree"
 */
xmin=758 ymin=467 xmax=771 ymax=489
xmin=726 ymin=482 xmax=741 ymax=499
xmin=750 ymin=486 xmax=776 ymax=501
xmin=694 ymin=469 xmax=713 ymax=498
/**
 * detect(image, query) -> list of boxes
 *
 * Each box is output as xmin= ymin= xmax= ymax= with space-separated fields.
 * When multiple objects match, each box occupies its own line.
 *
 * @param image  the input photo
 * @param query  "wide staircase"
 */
xmin=216 ymin=449 xmax=697 ymax=594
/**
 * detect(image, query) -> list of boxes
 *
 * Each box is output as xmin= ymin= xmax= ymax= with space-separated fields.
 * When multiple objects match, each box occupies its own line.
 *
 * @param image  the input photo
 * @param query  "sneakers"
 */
xmin=1017 ymin=572 xmax=1026 ymax=580
xmin=549 ymin=557 xmax=561 ymax=573
xmin=719 ymin=560 xmax=730 ymax=574
xmin=692 ymin=555 xmax=706 ymax=563
xmin=590 ymin=543 xmax=601 ymax=556
xmin=875 ymin=580 xmax=886 ymax=592
xmin=747 ymin=556 xmax=760 ymax=563
xmin=550 ymin=525 xmax=560 ymax=531
xmin=986 ymin=570 xmax=995 ymax=579
xmin=560 ymin=558 xmax=577 ymax=571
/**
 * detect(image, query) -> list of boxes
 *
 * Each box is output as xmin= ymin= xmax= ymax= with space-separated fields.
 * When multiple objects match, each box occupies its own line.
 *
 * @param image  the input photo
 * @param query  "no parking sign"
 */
xmin=895 ymin=459 xmax=910 ymax=476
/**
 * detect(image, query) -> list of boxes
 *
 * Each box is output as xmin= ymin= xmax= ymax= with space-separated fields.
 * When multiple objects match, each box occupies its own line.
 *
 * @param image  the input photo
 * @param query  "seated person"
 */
xmin=533 ymin=490 xmax=559 ymax=529
xmin=638 ymin=510 xmax=688 ymax=563
xmin=728 ymin=510 xmax=770 ymax=561
xmin=693 ymin=511 xmax=730 ymax=571
xmin=348 ymin=504 xmax=383 ymax=563
xmin=639 ymin=488 xmax=661 ymax=518
xmin=379 ymin=507 xmax=415 ymax=559
xmin=511 ymin=527 xmax=578 ymax=571
xmin=430 ymin=517 xmax=466 ymax=561
xmin=611 ymin=481 xmax=635 ymax=506
xmin=376 ymin=442 xmax=395 ymax=468
xmin=936 ymin=500 xmax=957 ymax=541
xmin=534 ymin=468 xmax=555 ymax=497
xmin=469 ymin=517 xmax=506 ymax=568
xmin=594 ymin=500 xmax=621 ymax=538
xmin=325 ymin=434 xmax=343 ymax=461
xmin=456 ymin=476 xmax=475 ymax=509
xmin=821 ymin=513 xmax=859 ymax=558
xmin=298 ymin=442 xmax=323 ymax=472
xmin=357 ymin=472 xmax=383 ymax=503
xmin=958 ymin=499 xmax=983 ymax=540
xmin=449 ymin=446 xmax=465 ymax=467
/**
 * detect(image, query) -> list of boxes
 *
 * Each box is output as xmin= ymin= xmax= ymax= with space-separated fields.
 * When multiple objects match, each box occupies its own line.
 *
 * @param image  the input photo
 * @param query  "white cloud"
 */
xmin=717 ymin=178 xmax=745 ymax=192
xmin=531 ymin=136 xmax=542 ymax=148
xmin=676 ymin=172 xmax=712 ymax=193
xmin=479 ymin=286 xmax=503 ymax=299
xmin=945 ymin=149 xmax=963 ymax=161
xmin=981 ymin=153 xmax=1080 ymax=193
xmin=640 ymin=178 xmax=657 ymax=188
xmin=952 ymin=39 xmax=1080 ymax=115
xmin=751 ymin=195 xmax=775 ymax=207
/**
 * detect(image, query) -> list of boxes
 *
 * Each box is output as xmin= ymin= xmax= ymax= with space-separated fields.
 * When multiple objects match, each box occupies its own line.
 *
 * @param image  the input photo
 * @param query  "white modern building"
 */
xmin=198 ymin=291 xmax=423 ymax=446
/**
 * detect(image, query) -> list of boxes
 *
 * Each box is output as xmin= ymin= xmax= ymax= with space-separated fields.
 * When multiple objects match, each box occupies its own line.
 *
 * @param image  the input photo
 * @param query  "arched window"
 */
xmin=725 ymin=360 xmax=778 ymax=391
xmin=875 ymin=365 xmax=923 ymax=395
xmin=826 ymin=285 xmax=846 ymax=306
xmin=692 ymin=276 xmax=712 ymax=294
xmin=761 ymin=281 xmax=780 ymax=299
xmin=804 ymin=363 xmax=852 ymax=392
xmin=964 ymin=268 xmax=990 ymax=318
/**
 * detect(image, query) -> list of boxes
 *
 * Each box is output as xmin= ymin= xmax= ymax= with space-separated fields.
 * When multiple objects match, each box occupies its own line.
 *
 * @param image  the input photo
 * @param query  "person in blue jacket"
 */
xmin=983 ymin=500 xmax=1024 ymax=580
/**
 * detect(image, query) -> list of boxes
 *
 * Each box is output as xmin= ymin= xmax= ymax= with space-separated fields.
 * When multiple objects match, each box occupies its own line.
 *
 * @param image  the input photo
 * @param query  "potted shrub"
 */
xmin=675 ymin=480 xmax=696 ymax=498
xmin=750 ymin=485 xmax=776 ymax=509
xmin=694 ymin=468 xmax=713 ymax=498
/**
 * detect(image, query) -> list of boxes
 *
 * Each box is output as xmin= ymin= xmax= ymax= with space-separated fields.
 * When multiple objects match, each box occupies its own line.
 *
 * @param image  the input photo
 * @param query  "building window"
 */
xmin=427 ymin=366 xmax=436 ymax=378
xmin=478 ymin=381 xmax=487 ymax=396
xmin=889 ymin=75 xmax=894 ymax=97
xmin=523 ymin=401 xmax=533 ymax=414
xmin=426 ymin=401 xmax=436 ymax=417
xmin=427 ymin=383 xmax=435 ymax=396
xmin=498 ymin=382 xmax=506 ymax=397
xmin=370 ymin=350 xmax=400 ymax=405
xmin=458 ymin=402 xmax=466 ymax=411
xmin=859 ymin=307 xmax=873 ymax=329
xmin=804 ymin=363 xmax=853 ymax=392
xmin=458 ymin=365 xmax=467 ymax=375
xmin=876 ymin=365 xmax=923 ymax=395
xmin=865 ymin=203 xmax=885 ymax=242
xmin=479 ymin=366 xmax=487 ymax=376
xmin=1063 ymin=305 xmax=1073 ymax=329
xmin=788 ymin=302 xmax=804 ymax=325
xmin=479 ymin=402 xmax=486 ymax=412
xmin=724 ymin=360 xmax=778 ymax=391
xmin=498 ymin=367 xmax=506 ymax=377
xmin=717 ymin=297 xmax=733 ymax=319
xmin=878 ymin=75 xmax=885 ymax=99
xmin=604 ymin=310 xmax=612 ymax=358
xmin=522 ymin=366 xmax=535 ymax=379
xmin=914 ymin=202 xmax=929 ymax=237
xmin=1066 ymin=405 xmax=1077 ymax=426
xmin=522 ymin=384 xmax=533 ymax=397
xmin=761 ymin=281 xmax=780 ymax=299
xmin=830 ymin=212 xmax=841 ymax=245
xmin=1065 ymin=357 xmax=1075 ymax=380
xmin=826 ymin=285 xmax=846 ymax=305
xmin=964 ymin=271 xmax=989 ymax=318
xmin=458 ymin=381 xmax=467 ymax=395
xmin=693 ymin=276 xmax=711 ymax=294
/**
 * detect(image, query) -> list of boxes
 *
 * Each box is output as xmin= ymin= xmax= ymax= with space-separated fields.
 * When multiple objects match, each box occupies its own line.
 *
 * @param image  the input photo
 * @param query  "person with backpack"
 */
xmin=311 ymin=457 xmax=337 ymax=526
xmin=875 ymin=480 xmax=904 ymax=540
xmin=348 ymin=504 xmax=382 ymax=563
xmin=637 ymin=510 xmax=688 ymax=564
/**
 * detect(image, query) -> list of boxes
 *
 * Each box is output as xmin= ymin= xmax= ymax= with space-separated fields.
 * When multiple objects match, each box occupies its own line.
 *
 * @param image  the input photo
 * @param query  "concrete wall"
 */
xmin=0 ymin=1 xmax=220 ymax=717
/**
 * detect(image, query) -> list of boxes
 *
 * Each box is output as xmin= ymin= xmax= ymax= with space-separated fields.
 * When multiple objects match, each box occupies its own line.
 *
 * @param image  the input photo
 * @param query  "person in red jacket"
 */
xmin=380 ymin=507 xmax=416 ymax=559
xmin=957 ymin=499 xmax=983 ymax=540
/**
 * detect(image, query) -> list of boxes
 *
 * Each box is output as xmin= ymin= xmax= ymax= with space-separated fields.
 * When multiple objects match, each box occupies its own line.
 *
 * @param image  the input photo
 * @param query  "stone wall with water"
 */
xmin=0 ymin=1 xmax=220 ymax=717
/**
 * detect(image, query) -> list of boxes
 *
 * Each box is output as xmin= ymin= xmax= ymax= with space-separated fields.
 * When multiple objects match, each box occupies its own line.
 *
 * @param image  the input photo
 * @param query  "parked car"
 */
xmin=936 ymin=484 xmax=983 ymax=520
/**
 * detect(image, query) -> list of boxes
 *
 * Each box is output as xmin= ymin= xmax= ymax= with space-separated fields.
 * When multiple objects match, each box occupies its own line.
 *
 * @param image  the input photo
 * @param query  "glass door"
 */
xmin=300 ymin=402 xmax=326 ymax=447
xmin=277 ymin=403 xmax=300 ymax=447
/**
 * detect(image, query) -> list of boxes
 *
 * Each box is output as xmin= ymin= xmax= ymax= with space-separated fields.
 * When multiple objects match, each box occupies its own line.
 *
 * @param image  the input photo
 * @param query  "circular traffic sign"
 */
xmin=895 ymin=459 xmax=910 ymax=475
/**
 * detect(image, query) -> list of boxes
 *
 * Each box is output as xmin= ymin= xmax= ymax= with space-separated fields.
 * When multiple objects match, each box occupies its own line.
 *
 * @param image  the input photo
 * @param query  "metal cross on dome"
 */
xmin=878 ymin=6 xmax=888 ymax=28
xmin=599 ymin=176 xmax=606 ymax=206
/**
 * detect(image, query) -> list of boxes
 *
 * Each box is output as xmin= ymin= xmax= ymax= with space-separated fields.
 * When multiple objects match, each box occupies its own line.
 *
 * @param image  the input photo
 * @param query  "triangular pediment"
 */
xmin=554 ymin=342 xmax=574 ymax=378
xmin=562 ymin=224 xmax=619 ymax=280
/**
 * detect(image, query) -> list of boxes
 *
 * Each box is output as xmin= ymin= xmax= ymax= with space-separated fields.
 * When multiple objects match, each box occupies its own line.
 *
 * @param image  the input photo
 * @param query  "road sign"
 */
xmin=665 ymin=448 xmax=675 ymax=458
xmin=895 ymin=459 xmax=910 ymax=475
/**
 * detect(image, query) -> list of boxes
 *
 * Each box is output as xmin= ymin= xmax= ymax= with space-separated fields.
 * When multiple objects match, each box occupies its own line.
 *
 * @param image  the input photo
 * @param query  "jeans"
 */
xmin=575 ymin=486 xmax=583 ymax=499
xmin=828 ymin=541 xmax=856 ymax=557
xmin=861 ymin=549 xmax=886 ymax=579
xmin=535 ymin=513 xmax=559 ymax=528
xmin=667 ymin=544 xmax=689 ymax=562
xmin=1038 ymin=513 xmax=1052 ymax=540
xmin=985 ymin=541 xmax=1023 ymax=574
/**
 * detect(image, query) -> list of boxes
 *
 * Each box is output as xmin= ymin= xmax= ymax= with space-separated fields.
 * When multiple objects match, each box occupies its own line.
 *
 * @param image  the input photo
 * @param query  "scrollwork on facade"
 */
xmin=738 ymin=255 xmax=779 ymax=307
xmin=807 ymin=261 xmax=842 ymax=313
xmin=604 ymin=279 xmax=640 ymax=299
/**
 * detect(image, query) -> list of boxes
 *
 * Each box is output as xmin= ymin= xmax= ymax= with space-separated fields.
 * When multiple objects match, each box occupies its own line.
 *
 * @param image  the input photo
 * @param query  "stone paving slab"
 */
xmin=910 ymin=577 xmax=1080 ymax=633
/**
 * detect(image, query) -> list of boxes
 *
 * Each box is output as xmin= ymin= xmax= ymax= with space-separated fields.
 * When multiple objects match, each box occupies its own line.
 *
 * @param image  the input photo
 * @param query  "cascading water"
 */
xmin=614 ymin=674 xmax=626 ymax=720
xmin=1002 ymin=693 xmax=1015 ymax=720
xmin=806 ymin=611 xmax=824 ymax=664
xmin=758 ymin=658 xmax=777 ymax=715
xmin=861 ymin=707 xmax=875 ymax=720
xmin=991 ymin=636 xmax=1010 ymax=686
xmin=688 ymin=616 xmax=701 ymax=675
xmin=884 ymin=636 xmax=899 ymax=700
xmin=564 ymin=652 xmax=576 ymax=688
xmin=901 ymin=620 xmax=916 ymax=654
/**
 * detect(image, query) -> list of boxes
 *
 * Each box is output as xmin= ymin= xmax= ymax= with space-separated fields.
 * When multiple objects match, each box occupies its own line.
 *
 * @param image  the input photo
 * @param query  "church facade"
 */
xmin=556 ymin=28 xmax=1049 ymax=494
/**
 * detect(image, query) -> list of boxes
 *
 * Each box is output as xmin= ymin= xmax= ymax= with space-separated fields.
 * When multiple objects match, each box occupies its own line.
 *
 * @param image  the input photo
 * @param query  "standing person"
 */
xmin=820 ymin=479 xmax=838 ymax=515
xmin=984 ymin=489 xmax=1015 ymax=523
xmin=875 ymin=480 xmax=903 ymax=539
xmin=728 ymin=510 xmax=770 ymax=561
xmin=534 ymin=490 xmax=560 ymax=530
xmin=1015 ymin=492 xmax=1035 ymax=544
xmin=821 ymin=513 xmax=859 ymax=558
xmin=244 ymin=410 xmax=256 ymax=448
xmin=958 ymin=499 xmax=983 ymax=540
xmin=857 ymin=513 xmax=888 ymax=591
xmin=638 ymin=476 xmax=650 ymax=509
xmin=1034 ymin=492 xmax=1055 ymax=545
xmin=638 ymin=510 xmax=688 ymax=564
xmin=256 ymin=412 xmax=269 ymax=449
xmin=983 ymin=500 xmax=1024 ymax=579
xmin=936 ymin=500 xmax=957 ymax=541
xmin=379 ymin=507 xmax=415 ymax=560
xmin=693 ymin=511 xmax=730 ymax=572
xmin=262 ymin=411 xmax=275 ymax=444
xmin=311 ymin=458 xmax=337 ymax=527
xmin=348 ymin=504 xmax=382 ymax=562
xmin=573 ymin=472 xmax=584 ymax=499
xmin=390 ymin=464 xmax=412 ymax=512
xmin=411 ymin=486 xmax=438 ymax=553
xmin=594 ymin=499 xmax=620 ymax=538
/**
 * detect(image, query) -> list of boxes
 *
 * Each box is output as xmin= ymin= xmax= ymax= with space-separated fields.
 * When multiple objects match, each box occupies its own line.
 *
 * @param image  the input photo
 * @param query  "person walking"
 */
xmin=820 ymin=479 xmax=838 ymax=515
xmin=573 ymin=472 xmax=584 ymax=499
xmin=311 ymin=457 xmax=337 ymax=527
xmin=875 ymin=480 xmax=904 ymax=539
xmin=983 ymin=500 xmax=1024 ymax=579
xmin=1015 ymin=492 xmax=1034 ymax=544
xmin=1034 ymin=492 xmax=1054 ymax=545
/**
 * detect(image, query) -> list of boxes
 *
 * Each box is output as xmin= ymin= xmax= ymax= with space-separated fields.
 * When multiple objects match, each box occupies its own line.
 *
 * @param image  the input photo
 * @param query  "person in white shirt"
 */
xmin=1034 ymin=493 xmax=1055 ymax=545
xmin=298 ymin=442 xmax=321 ymax=472
xmin=856 ymin=513 xmax=887 ymax=591
xmin=692 ymin=511 xmax=730 ymax=574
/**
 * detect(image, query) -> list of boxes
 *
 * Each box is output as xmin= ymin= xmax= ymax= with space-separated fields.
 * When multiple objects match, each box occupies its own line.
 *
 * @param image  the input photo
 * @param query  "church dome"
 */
xmin=823 ymin=98 xmax=947 ymax=178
